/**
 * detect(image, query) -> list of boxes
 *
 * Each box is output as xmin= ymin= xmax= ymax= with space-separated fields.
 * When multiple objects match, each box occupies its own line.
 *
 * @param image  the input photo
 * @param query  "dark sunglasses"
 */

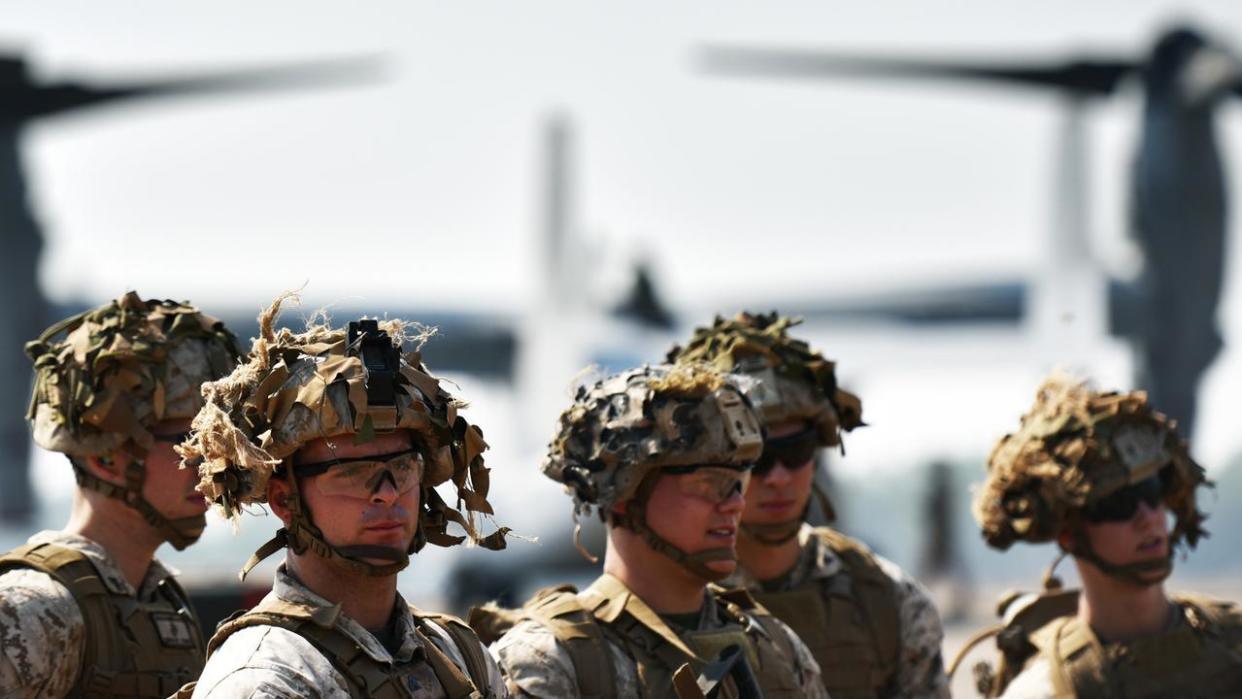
xmin=1082 ymin=472 xmax=1171 ymax=524
xmin=753 ymin=427 xmax=818 ymax=477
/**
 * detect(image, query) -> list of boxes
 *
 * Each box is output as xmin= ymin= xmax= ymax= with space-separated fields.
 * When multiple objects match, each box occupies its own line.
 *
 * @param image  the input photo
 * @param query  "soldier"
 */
xmin=969 ymin=375 xmax=1242 ymax=697
xmin=0 ymin=292 xmax=241 ymax=698
xmin=668 ymin=312 xmax=950 ymax=698
xmin=479 ymin=364 xmax=828 ymax=698
xmin=180 ymin=294 xmax=510 ymax=698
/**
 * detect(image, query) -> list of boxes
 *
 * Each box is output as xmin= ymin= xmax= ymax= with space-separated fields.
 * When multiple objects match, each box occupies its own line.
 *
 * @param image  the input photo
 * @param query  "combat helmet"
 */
xmin=25 ymin=291 xmax=241 ymax=549
xmin=543 ymin=363 xmax=763 ymax=581
xmin=974 ymin=375 xmax=1208 ymax=584
xmin=667 ymin=311 xmax=863 ymax=544
xmin=180 ymin=293 xmax=507 ymax=579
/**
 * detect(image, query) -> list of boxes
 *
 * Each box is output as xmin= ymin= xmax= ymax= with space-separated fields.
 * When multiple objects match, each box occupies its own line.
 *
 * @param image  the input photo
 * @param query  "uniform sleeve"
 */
xmin=489 ymin=619 xmax=581 ymax=698
xmin=769 ymin=617 xmax=831 ymax=699
xmin=421 ymin=618 xmax=510 ymax=698
xmin=875 ymin=555 xmax=951 ymax=699
xmin=0 ymin=569 xmax=86 ymax=699
xmin=191 ymin=626 xmax=350 ymax=699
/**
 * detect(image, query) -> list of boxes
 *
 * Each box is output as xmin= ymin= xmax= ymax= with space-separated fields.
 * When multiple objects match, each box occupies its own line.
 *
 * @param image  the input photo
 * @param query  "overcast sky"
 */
xmin=11 ymin=0 xmax=1242 ymax=589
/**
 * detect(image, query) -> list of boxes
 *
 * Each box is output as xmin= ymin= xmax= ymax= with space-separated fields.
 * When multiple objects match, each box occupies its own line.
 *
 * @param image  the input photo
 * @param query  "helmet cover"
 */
xmin=666 ymin=312 xmax=862 ymax=446
xmin=27 ymin=291 xmax=240 ymax=456
xmin=974 ymin=375 xmax=1207 ymax=552
xmin=180 ymin=293 xmax=506 ymax=554
xmin=543 ymin=363 xmax=763 ymax=514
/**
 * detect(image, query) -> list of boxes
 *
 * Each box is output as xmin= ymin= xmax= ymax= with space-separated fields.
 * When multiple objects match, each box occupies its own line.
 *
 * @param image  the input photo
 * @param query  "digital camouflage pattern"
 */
xmin=179 ymin=293 xmax=507 ymax=554
xmin=974 ymin=375 xmax=1207 ymax=551
xmin=490 ymin=574 xmax=828 ymax=699
xmin=666 ymin=312 xmax=863 ymax=447
xmin=0 ymin=531 xmax=186 ymax=699
xmin=191 ymin=564 xmax=508 ymax=699
xmin=723 ymin=524 xmax=950 ymax=699
xmin=26 ymin=291 xmax=239 ymax=457
xmin=542 ymin=363 xmax=763 ymax=514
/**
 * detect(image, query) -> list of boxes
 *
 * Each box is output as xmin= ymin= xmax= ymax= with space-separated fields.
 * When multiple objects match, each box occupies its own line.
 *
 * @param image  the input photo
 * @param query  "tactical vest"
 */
xmin=472 ymin=575 xmax=807 ymax=699
xmin=0 ymin=542 xmax=206 ymax=698
xmin=194 ymin=597 xmax=493 ymax=699
xmin=1031 ymin=594 xmax=1242 ymax=698
xmin=975 ymin=588 xmax=1242 ymax=698
xmin=748 ymin=527 xmax=900 ymax=699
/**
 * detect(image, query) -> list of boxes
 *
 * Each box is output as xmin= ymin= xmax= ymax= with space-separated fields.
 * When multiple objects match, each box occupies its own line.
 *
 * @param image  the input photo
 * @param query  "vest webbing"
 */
xmin=0 ymin=542 xmax=206 ymax=699
xmin=1029 ymin=593 xmax=1242 ymax=698
xmin=496 ymin=579 xmax=806 ymax=699
xmin=750 ymin=527 xmax=900 ymax=698
xmin=205 ymin=600 xmax=489 ymax=699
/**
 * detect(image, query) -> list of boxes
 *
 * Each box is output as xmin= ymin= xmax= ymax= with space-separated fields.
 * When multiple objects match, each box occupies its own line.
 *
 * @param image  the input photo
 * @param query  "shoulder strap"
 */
xmin=1044 ymin=616 xmax=1111 ymax=697
xmin=417 ymin=610 xmax=492 ymax=698
xmin=526 ymin=587 xmax=618 ymax=699
xmin=2 ymin=542 xmax=114 ymax=693
xmin=208 ymin=604 xmax=404 ymax=699
xmin=814 ymin=528 xmax=902 ymax=670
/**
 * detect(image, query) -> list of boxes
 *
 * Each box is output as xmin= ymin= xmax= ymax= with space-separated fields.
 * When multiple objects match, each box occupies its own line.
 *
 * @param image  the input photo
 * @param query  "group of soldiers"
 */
xmin=0 ymin=291 xmax=1239 ymax=698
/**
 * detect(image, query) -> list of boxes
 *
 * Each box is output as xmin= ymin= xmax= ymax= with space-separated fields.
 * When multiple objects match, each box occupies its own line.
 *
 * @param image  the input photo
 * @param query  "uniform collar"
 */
xmin=27 ymin=530 xmax=176 ymax=598
xmin=581 ymin=573 xmax=712 ymax=659
xmin=269 ymin=564 xmax=426 ymax=664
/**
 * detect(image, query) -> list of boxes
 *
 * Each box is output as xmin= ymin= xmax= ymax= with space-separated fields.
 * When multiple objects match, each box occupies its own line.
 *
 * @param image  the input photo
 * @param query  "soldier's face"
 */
xmin=742 ymin=421 xmax=816 ymax=526
xmin=292 ymin=430 xmax=421 ymax=563
xmin=1080 ymin=499 xmax=1171 ymax=581
xmin=643 ymin=469 xmax=746 ymax=578
xmin=140 ymin=418 xmax=209 ymax=520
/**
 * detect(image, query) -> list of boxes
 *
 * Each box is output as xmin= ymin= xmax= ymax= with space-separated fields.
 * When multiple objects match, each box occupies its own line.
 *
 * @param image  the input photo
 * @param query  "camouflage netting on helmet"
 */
xmin=26 ymin=291 xmax=240 ymax=456
xmin=974 ymin=375 xmax=1207 ymax=551
xmin=180 ymin=293 xmax=504 ymax=550
xmin=543 ymin=363 xmax=763 ymax=514
xmin=666 ymin=312 xmax=863 ymax=447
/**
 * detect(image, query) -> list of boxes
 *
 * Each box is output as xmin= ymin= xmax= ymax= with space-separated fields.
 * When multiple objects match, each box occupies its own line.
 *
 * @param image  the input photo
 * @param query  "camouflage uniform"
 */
xmin=178 ymin=297 xmax=509 ymax=698
xmin=721 ymin=524 xmax=949 ymax=699
xmin=480 ymin=364 xmax=828 ymax=699
xmin=0 ymin=293 xmax=239 ymax=699
xmin=492 ymin=574 xmax=826 ymax=698
xmin=669 ymin=313 xmax=949 ymax=698
xmin=0 ymin=531 xmax=189 ymax=698
xmin=966 ymin=376 xmax=1242 ymax=698
xmin=192 ymin=564 xmax=506 ymax=699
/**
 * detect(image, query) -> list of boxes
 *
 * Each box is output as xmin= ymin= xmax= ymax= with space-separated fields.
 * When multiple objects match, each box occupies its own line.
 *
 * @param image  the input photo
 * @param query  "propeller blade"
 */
xmin=700 ymin=45 xmax=1139 ymax=96
xmin=2 ymin=55 xmax=386 ymax=122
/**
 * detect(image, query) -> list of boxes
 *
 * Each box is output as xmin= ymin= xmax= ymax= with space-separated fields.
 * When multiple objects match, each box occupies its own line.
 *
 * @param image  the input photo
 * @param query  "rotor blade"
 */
xmin=776 ymin=280 xmax=1027 ymax=326
xmin=3 ymin=55 xmax=386 ymax=122
xmin=700 ymin=45 xmax=1139 ymax=96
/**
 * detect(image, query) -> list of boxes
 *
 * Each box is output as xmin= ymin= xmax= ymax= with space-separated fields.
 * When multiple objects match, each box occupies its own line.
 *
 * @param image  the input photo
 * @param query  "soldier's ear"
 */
xmin=268 ymin=476 xmax=293 ymax=526
xmin=78 ymin=453 xmax=126 ymax=486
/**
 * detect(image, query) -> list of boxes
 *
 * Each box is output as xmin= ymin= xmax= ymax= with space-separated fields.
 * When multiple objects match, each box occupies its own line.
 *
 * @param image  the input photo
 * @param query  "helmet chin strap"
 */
xmin=619 ymin=474 xmax=736 ymax=583
xmin=72 ymin=452 xmax=207 ymax=551
xmin=1067 ymin=532 xmax=1174 ymax=587
xmin=239 ymin=470 xmax=410 ymax=581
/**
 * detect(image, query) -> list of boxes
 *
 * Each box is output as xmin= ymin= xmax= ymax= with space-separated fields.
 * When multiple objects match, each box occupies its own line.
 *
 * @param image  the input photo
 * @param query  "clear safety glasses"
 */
xmin=663 ymin=465 xmax=753 ymax=504
xmin=295 ymin=449 xmax=425 ymax=498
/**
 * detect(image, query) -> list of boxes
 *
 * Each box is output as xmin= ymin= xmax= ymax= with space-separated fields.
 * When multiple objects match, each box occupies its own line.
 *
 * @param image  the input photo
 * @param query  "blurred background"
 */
xmin=4 ymin=1 xmax=1242 ymax=693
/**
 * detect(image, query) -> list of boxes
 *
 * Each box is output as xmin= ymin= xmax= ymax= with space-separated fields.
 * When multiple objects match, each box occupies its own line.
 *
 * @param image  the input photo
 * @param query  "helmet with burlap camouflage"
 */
xmin=974 ymin=375 xmax=1207 ymax=583
xmin=25 ymin=291 xmax=241 ymax=549
xmin=543 ymin=363 xmax=763 ymax=580
xmin=667 ymin=311 xmax=862 ymax=544
xmin=666 ymin=312 xmax=863 ymax=447
xmin=179 ymin=293 xmax=507 ymax=579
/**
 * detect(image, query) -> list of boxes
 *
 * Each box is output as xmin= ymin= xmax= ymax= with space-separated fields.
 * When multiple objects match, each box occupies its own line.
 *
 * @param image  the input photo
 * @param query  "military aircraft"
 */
xmin=0 ymin=52 xmax=381 ymax=523
xmin=699 ymin=24 xmax=1242 ymax=439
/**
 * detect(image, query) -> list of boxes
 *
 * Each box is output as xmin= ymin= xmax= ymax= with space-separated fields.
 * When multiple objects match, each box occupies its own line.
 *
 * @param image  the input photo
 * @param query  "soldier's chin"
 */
xmin=702 ymin=558 xmax=737 ymax=579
